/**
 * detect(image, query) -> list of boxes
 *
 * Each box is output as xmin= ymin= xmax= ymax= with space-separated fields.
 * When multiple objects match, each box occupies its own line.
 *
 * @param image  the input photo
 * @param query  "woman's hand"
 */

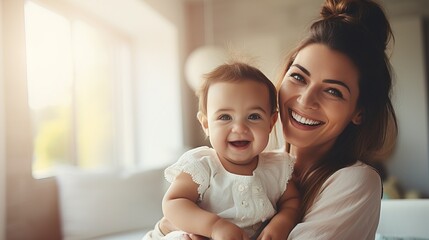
xmin=256 ymin=223 xmax=286 ymax=240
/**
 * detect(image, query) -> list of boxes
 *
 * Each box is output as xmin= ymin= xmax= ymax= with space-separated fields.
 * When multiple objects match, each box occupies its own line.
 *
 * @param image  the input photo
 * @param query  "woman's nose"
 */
xmin=297 ymin=87 xmax=318 ymax=109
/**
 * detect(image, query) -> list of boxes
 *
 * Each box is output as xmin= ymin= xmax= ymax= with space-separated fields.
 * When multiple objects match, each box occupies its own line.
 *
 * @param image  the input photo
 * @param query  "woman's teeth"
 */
xmin=291 ymin=111 xmax=322 ymax=126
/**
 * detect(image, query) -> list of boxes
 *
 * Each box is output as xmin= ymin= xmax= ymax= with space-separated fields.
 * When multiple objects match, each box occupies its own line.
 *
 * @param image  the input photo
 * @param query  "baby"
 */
xmin=144 ymin=61 xmax=299 ymax=240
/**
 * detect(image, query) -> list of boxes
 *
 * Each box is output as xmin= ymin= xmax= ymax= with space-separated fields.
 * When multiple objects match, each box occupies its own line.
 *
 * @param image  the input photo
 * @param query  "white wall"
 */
xmin=57 ymin=0 xmax=188 ymax=169
xmin=211 ymin=0 xmax=320 ymax=81
xmin=388 ymin=17 xmax=429 ymax=196
xmin=135 ymin=16 xmax=185 ymax=168
xmin=0 ymin=0 xmax=6 ymax=238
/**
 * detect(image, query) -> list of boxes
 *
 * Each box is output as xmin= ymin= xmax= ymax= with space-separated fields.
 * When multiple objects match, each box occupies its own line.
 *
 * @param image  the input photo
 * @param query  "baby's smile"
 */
xmin=229 ymin=140 xmax=251 ymax=148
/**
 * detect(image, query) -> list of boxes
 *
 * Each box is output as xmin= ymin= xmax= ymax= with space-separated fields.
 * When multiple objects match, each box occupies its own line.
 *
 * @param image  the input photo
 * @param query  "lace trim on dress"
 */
xmin=284 ymin=154 xmax=296 ymax=190
xmin=164 ymin=147 xmax=212 ymax=201
xmin=181 ymin=162 xmax=210 ymax=201
xmin=259 ymin=151 xmax=296 ymax=195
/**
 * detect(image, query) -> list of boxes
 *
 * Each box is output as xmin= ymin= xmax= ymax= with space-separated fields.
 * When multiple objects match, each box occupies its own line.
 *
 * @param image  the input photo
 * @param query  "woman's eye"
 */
xmin=218 ymin=114 xmax=232 ymax=120
xmin=289 ymin=73 xmax=305 ymax=83
xmin=248 ymin=113 xmax=262 ymax=120
xmin=326 ymin=88 xmax=344 ymax=98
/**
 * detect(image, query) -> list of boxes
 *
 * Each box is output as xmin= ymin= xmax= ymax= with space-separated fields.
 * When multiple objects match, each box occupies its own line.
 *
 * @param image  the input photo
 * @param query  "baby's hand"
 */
xmin=211 ymin=218 xmax=249 ymax=240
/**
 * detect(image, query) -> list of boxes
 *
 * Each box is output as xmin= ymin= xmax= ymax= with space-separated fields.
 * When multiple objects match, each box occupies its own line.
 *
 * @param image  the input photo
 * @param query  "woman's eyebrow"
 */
xmin=291 ymin=64 xmax=310 ymax=76
xmin=291 ymin=64 xmax=351 ymax=93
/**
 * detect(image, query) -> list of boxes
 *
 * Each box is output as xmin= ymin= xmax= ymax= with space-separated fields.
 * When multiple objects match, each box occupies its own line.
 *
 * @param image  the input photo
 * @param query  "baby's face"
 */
xmin=203 ymin=80 xmax=276 ymax=171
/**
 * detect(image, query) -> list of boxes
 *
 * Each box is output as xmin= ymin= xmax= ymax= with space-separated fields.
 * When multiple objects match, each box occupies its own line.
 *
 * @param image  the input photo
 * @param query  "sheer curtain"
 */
xmin=23 ymin=0 xmax=184 ymax=177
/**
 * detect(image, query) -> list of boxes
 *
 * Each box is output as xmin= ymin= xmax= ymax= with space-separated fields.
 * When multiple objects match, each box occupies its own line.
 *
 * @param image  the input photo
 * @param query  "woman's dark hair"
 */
xmin=278 ymin=0 xmax=398 ymax=216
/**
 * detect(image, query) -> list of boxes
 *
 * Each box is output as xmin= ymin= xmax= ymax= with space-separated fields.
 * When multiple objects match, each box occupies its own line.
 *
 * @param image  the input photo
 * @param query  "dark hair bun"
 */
xmin=320 ymin=0 xmax=392 ymax=51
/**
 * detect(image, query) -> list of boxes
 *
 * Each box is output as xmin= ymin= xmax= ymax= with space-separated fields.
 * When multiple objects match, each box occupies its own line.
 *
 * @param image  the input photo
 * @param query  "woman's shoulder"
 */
xmin=322 ymin=161 xmax=382 ymax=196
xmin=291 ymin=162 xmax=382 ymax=239
xmin=332 ymin=161 xmax=380 ymax=180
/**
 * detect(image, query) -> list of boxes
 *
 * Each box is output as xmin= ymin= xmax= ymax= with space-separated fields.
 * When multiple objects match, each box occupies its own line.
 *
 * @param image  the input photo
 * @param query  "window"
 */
xmin=24 ymin=1 xmax=135 ymax=178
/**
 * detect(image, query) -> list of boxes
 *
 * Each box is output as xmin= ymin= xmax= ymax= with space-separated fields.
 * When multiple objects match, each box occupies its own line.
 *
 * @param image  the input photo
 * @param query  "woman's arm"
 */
xmin=288 ymin=163 xmax=382 ymax=240
xmin=257 ymin=180 xmax=300 ymax=240
xmin=162 ymin=172 xmax=249 ymax=240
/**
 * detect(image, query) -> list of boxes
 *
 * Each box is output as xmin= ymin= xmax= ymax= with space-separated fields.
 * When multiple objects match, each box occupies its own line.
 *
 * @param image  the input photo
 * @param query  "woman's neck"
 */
xmin=289 ymin=144 xmax=330 ymax=177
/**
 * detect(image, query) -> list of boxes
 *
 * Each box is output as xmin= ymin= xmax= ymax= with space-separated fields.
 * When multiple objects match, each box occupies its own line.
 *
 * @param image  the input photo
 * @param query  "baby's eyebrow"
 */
xmin=251 ymin=106 xmax=268 ymax=113
xmin=213 ymin=106 xmax=268 ymax=114
xmin=214 ymin=108 xmax=232 ymax=112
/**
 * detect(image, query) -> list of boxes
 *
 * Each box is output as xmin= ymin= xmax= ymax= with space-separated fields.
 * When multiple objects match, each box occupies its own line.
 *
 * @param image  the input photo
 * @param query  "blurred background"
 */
xmin=1 ymin=0 xmax=429 ymax=239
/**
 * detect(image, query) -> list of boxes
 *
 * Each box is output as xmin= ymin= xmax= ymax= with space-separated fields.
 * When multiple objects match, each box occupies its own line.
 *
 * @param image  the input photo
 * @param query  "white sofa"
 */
xmin=56 ymin=167 xmax=429 ymax=240
xmin=56 ymin=166 xmax=168 ymax=240
xmin=376 ymin=199 xmax=429 ymax=239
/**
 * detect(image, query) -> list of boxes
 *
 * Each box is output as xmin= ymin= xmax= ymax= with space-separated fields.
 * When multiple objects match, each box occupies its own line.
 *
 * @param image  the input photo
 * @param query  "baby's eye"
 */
xmin=326 ymin=88 xmax=344 ymax=98
xmin=248 ymin=113 xmax=262 ymax=120
xmin=218 ymin=114 xmax=232 ymax=120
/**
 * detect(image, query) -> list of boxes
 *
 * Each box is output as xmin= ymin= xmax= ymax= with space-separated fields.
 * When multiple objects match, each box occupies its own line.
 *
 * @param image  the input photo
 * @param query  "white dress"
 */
xmin=288 ymin=161 xmax=382 ymax=240
xmin=163 ymin=146 xmax=295 ymax=239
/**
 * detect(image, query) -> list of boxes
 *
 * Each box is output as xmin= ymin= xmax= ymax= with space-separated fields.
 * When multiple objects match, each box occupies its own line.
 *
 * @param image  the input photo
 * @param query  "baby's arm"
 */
xmin=162 ymin=172 xmax=249 ymax=240
xmin=257 ymin=180 xmax=300 ymax=240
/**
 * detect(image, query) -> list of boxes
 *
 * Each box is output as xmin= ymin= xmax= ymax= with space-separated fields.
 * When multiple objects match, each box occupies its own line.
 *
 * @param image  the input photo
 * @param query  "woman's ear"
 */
xmin=197 ymin=111 xmax=209 ymax=136
xmin=352 ymin=109 xmax=363 ymax=125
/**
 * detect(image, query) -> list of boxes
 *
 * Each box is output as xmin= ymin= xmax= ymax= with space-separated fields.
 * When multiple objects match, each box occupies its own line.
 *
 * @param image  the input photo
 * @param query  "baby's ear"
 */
xmin=270 ymin=111 xmax=279 ymax=131
xmin=197 ymin=112 xmax=209 ymax=136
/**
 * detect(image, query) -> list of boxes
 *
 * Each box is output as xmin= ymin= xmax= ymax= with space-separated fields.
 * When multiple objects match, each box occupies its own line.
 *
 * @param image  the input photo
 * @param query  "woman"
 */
xmin=159 ymin=0 xmax=398 ymax=239
xmin=277 ymin=0 xmax=397 ymax=238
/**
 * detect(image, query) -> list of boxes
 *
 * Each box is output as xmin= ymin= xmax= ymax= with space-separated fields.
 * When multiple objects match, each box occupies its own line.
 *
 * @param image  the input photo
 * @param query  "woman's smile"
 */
xmin=289 ymin=109 xmax=324 ymax=128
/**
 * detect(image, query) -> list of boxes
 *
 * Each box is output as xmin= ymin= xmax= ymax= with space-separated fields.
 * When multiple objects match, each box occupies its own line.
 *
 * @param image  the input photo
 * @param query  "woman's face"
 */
xmin=279 ymin=43 xmax=362 ymax=152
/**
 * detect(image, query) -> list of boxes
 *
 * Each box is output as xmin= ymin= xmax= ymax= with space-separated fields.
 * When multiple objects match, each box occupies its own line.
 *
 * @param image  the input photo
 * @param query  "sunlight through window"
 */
xmin=24 ymin=1 xmax=134 ymax=178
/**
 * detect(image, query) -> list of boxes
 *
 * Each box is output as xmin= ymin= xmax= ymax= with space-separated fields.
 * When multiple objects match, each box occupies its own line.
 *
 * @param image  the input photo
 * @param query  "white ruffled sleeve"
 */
xmin=258 ymin=151 xmax=295 ymax=195
xmin=164 ymin=146 xmax=213 ymax=199
xmin=288 ymin=162 xmax=382 ymax=240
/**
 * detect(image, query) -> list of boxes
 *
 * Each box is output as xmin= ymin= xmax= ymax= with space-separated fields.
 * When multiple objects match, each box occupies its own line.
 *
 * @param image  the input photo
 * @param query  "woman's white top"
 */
xmin=288 ymin=161 xmax=382 ymax=240
xmin=165 ymin=146 xmax=295 ymax=238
